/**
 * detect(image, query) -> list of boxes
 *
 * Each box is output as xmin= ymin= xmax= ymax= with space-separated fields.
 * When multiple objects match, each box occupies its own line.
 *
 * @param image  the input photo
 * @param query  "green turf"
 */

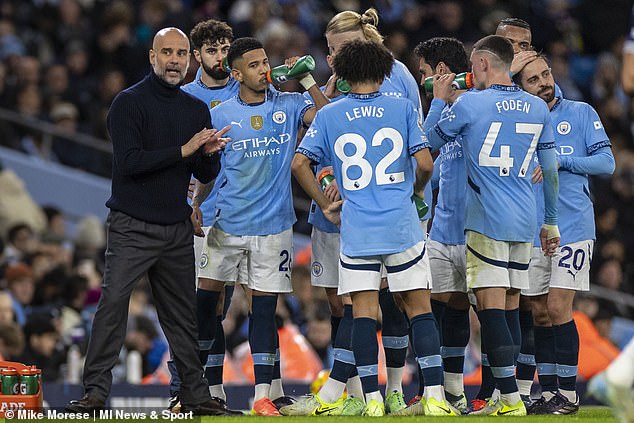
xmin=2 ymin=407 xmax=617 ymax=422
xmin=196 ymin=407 xmax=616 ymax=422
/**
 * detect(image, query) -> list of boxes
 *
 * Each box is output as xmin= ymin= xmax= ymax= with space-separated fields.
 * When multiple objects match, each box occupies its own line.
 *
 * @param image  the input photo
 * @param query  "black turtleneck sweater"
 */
xmin=105 ymin=71 xmax=219 ymax=224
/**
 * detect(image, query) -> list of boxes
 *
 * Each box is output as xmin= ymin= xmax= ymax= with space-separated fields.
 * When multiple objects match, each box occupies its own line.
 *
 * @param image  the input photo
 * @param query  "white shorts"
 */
xmin=338 ymin=240 xmax=431 ymax=295
xmin=196 ymin=227 xmax=247 ymax=284
xmin=522 ymin=240 xmax=594 ymax=296
xmin=310 ymin=227 xmax=340 ymax=288
xmin=428 ymin=240 xmax=467 ymax=294
xmin=202 ymin=227 xmax=293 ymax=293
xmin=466 ymin=231 xmax=531 ymax=290
xmin=380 ymin=220 xmax=429 ymax=279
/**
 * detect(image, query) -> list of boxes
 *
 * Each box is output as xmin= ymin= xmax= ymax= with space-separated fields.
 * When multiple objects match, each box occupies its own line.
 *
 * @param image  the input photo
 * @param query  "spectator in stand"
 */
xmin=0 ymin=290 xmax=15 ymax=324
xmin=305 ymin=306 xmax=334 ymax=369
xmin=125 ymin=314 xmax=169 ymax=378
xmin=0 ymin=165 xmax=47 ymax=239
xmin=0 ymin=321 xmax=23 ymax=360
xmin=73 ymin=215 xmax=105 ymax=264
xmin=3 ymin=224 xmax=38 ymax=265
xmin=5 ymin=262 xmax=35 ymax=326
xmin=43 ymin=64 xmax=71 ymax=112
xmin=17 ymin=314 xmax=65 ymax=381
xmin=59 ymin=274 xmax=89 ymax=339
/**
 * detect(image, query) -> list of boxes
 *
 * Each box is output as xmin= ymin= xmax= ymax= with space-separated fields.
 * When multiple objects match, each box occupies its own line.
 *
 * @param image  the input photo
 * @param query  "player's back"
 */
xmin=456 ymin=85 xmax=553 ymax=242
xmin=316 ymin=93 xmax=426 ymax=255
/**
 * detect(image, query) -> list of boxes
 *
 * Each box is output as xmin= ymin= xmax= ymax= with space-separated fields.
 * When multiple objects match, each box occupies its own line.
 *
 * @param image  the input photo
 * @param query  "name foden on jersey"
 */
xmin=495 ymin=99 xmax=531 ymax=114
xmin=346 ymin=106 xmax=385 ymax=122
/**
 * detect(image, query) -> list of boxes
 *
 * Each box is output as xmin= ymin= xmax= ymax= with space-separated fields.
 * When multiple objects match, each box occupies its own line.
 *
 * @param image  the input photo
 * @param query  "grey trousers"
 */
xmin=82 ymin=211 xmax=210 ymax=406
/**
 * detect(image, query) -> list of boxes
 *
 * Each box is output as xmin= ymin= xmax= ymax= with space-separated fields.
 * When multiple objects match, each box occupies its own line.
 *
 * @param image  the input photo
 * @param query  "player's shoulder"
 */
xmin=180 ymin=81 xmax=196 ymax=95
xmin=513 ymin=89 xmax=550 ymax=114
xmin=210 ymin=96 xmax=238 ymax=114
xmin=272 ymin=89 xmax=311 ymax=107
xmin=381 ymin=93 xmax=418 ymax=110
xmin=557 ymin=97 xmax=595 ymax=114
xmin=391 ymin=59 xmax=410 ymax=76
xmin=179 ymin=89 xmax=209 ymax=111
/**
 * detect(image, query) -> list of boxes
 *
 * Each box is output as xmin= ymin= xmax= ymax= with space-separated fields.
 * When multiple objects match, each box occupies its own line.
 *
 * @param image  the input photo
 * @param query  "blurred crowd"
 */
xmin=0 ymin=0 xmax=633 ymax=384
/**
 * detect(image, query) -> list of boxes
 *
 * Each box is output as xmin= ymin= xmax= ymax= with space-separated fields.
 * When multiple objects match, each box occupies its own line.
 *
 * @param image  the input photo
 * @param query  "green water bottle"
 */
xmin=423 ymin=72 xmax=474 ymax=94
xmin=19 ymin=368 xmax=38 ymax=395
xmin=412 ymin=194 xmax=429 ymax=219
xmin=318 ymin=168 xmax=335 ymax=190
xmin=221 ymin=55 xmax=315 ymax=86
xmin=2 ymin=368 xmax=18 ymax=395
xmin=336 ymin=79 xmax=351 ymax=94
xmin=220 ymin=57 xmax=231 ymax=73
xmin=267 ymin=55 xmax=315 ymax=85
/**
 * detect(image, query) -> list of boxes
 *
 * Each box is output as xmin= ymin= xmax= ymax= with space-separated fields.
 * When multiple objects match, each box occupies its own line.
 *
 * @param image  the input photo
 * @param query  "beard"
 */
xmin=538 ymin=85 xmax=556 ymax=103
xmin=202 ymin=60 xmax=229 ymax=80
xmin=156 ymin=66 xmax=185 ymax=86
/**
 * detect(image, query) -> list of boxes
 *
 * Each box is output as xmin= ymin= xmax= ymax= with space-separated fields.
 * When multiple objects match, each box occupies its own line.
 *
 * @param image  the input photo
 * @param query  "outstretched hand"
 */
xmin=201 ymin=125 xmax=232 ymax=156
xmin=182 ymin=125 xmax=231 ymax=158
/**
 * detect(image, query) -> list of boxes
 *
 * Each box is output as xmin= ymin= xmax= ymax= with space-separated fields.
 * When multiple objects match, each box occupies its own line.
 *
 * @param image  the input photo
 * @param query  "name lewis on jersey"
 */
xmin=346 ymin=106 xmax=385 ymax=122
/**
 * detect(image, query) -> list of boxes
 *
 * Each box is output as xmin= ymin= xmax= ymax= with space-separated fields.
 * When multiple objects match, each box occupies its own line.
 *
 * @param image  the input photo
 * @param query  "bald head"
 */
xmin=149 ymin=27 xmax=190 ymax=86
xmin=152 ymin=27 xmax=189 ymax=51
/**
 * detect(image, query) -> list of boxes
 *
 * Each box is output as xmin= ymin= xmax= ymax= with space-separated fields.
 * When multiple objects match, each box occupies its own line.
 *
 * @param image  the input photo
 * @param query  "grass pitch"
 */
xmin=3 ymin=406 xmax=617 ymax=422
xmin=196 ymin=406 xmax=616 ymax=422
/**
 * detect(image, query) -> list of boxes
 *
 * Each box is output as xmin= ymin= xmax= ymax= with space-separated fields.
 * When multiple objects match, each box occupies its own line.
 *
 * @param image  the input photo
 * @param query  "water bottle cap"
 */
xmin=317 ymin=168 xmax=334 ymax=181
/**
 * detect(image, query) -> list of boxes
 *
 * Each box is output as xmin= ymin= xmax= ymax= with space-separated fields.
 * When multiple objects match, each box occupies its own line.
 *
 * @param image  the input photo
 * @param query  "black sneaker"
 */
xmin=167 ymin=394 xmax=181 ymax=413
xmin=181 ymin=397 xmax=243 ymax=416
xmin=520 ymin=394 xmax=533 ymax=409
xmin=272 ymin=395 xmax=296 ymax=409
xmin=65 ymin=394 xmax=105 ymax=413
xmin=543 ymin=392 xmax=579 ymax=415
xmin=526 ymin=396 xmax=547 ymax=415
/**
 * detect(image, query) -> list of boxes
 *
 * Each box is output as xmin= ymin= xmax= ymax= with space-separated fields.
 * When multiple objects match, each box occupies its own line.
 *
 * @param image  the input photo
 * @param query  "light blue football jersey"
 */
xmin=428 ymin=85 xmax=555 ymax=242
xmin=181 ymin=68 xmax=239 ymax=225
xmin=533 ymin=98 xmax=611 ymax=246
xmin=308 ymin=59 xmax=429 ymax=233
xmin=298 ymin=92 xmax=430 ymax=256
xmin=211 ymin=88 xmax=313 ymax=236
xmin=425 ymin=100 xmax=467 ymax=246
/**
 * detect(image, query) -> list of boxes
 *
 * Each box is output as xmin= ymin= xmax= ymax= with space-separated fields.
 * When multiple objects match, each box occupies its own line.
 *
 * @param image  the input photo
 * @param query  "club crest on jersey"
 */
xmin=273 ymin=111 xmax=286 ymax=124
xmin=210 ymin=100 xmax=221 ymax=109
xmin=251 ymin=115 xmax=263 ymax=130
xmin=200 ymin=254 xmax=208 ymax=269
xmin=557 ymin=121 xmax=571 ymax=135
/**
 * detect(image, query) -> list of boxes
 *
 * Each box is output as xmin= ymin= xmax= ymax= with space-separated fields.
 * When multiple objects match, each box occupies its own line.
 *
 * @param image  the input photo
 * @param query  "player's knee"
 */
xmin=530 ymin=296 xmax=550 ymax=326
xmin=547 ymin=299 xmax=572 ymax=324
xmin=400 ymin=289 xmax=431 ymax=317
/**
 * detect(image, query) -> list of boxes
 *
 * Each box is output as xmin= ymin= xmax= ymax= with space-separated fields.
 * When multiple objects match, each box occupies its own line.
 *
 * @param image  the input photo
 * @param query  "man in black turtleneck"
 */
xmin=66 ymin=28 xmax=238 ymax=416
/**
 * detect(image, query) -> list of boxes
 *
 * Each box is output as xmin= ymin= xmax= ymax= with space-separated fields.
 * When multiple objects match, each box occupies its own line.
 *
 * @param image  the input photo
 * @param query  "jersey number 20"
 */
xmin=479 ymin=122 xmax=543 ymax=177
xmin=334 ymin=128 xmax=405 ymax=191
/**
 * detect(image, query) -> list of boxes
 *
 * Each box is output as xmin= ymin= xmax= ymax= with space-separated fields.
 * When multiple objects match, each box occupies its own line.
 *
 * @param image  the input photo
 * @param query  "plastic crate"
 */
xmin=0 ymin=361 xmax=43 ymax=417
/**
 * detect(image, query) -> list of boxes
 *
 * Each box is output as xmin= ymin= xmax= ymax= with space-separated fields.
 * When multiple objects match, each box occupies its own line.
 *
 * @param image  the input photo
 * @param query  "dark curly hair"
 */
xmin=190 ymin=19 xmax=233 ymax=51
xmin=332 ymin=40 xmax=393 ymax=85
xmin=414 ymin=37 xmax=469 ymax=74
